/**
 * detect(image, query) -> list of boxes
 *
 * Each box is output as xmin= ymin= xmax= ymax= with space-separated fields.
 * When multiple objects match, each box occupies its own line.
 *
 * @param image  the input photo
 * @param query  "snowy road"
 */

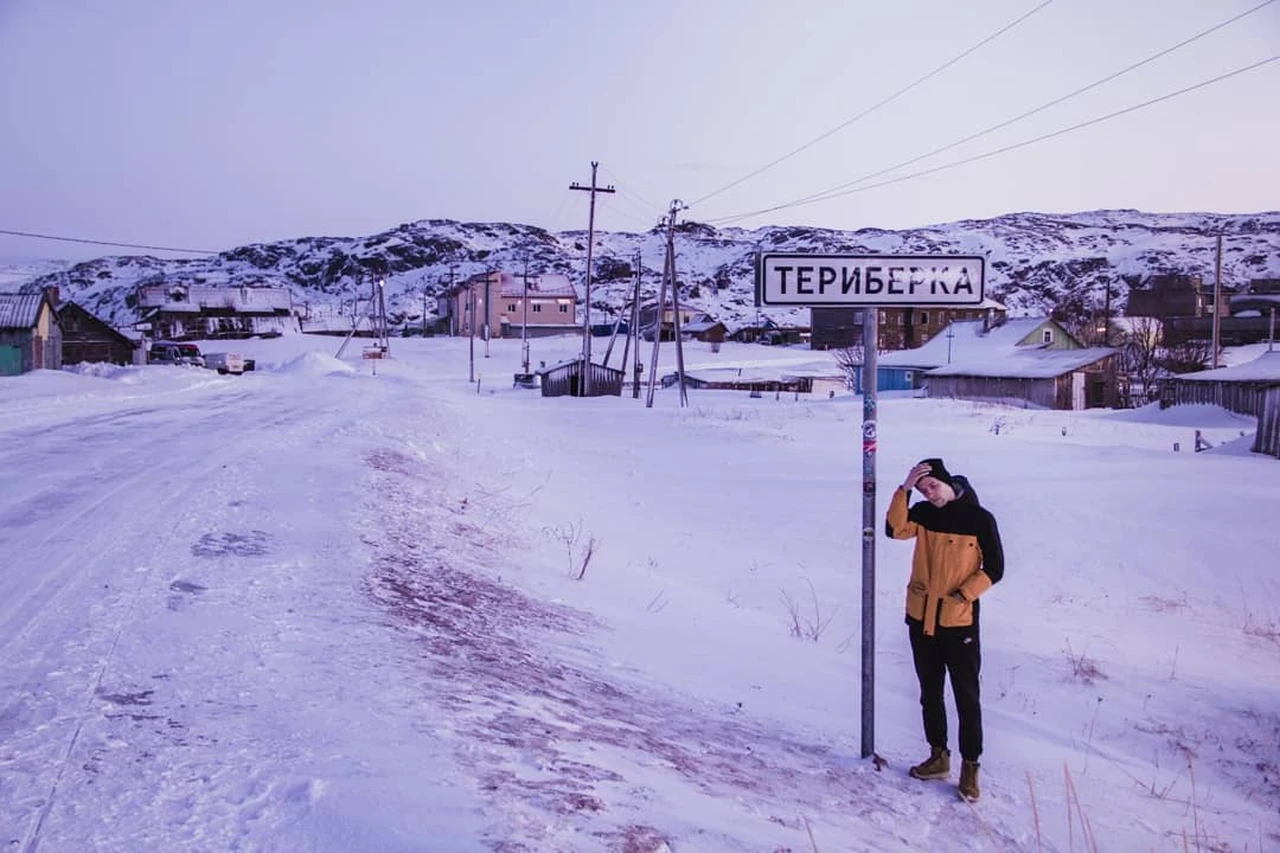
xmin=1 ymin=364 xmax=489 ymax=851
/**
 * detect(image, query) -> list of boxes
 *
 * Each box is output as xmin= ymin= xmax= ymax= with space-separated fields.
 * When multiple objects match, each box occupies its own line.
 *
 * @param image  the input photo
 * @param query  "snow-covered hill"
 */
xmin=14 ymin=209 xmax=1280 ymax=332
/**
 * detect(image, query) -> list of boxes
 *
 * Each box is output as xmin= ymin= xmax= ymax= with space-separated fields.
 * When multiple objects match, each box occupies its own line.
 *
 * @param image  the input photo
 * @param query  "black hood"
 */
xmin=949 ymin=474 xmax=980 ymax=507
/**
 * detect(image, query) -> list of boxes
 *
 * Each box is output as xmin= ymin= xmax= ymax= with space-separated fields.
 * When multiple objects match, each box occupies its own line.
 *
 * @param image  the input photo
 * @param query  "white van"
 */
xmin=203 ymin=352 xmax=245 ymax=375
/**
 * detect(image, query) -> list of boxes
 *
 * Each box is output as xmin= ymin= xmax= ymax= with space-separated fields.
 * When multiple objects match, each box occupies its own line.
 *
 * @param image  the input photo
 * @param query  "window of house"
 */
xmin=533 ymin=304 xmax=543 ymax=313
xmin=1042 ymin=329 xmax=1053 ymax=344
xmin=919 ymin=312 xmax=929 ymax=325
xmin=508 ymin=303 xmax=517 ymax=312
xmin=558 ymin=304 xmax=568 ymax=313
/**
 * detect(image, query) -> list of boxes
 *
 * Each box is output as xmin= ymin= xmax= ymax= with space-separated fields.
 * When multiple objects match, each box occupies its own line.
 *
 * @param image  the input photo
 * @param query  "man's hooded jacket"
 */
xmin=885 ymin=474 xmax=1004 ymax=636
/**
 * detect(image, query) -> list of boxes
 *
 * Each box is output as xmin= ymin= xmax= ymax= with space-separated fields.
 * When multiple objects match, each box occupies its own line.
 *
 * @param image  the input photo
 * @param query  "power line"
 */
xmin=598 ymin=165 xmax=662 ymax=216
xmin=707 ymin=54 xmax=1280 ymax=225
xmin=0 ymin=227 xmax=217 ymax=255
xmin=688 ymin=0 xmax=1055 ymax=208
xmin=756 ymin=0 xmax=1277 ymax=215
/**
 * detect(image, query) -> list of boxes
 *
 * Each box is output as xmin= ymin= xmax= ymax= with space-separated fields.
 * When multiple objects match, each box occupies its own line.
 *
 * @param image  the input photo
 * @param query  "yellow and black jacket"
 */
xmin=885 ymin=476 xmax=1004 ymax=636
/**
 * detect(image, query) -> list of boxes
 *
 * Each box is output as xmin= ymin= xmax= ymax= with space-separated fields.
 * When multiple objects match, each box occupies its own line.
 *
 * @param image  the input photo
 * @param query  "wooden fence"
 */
xmin=1254 ymin=386 xmax=1280 ymax=459
xmin=1160 ymin=379 xmax=1270 ymax=417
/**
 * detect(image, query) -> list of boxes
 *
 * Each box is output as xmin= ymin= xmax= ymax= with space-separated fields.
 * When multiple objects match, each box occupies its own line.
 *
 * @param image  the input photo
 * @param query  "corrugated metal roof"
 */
xmin=927 ymin=347 xmax=1117 ymax=379
xmin=0 ymin=292 xmax=47 ymax=330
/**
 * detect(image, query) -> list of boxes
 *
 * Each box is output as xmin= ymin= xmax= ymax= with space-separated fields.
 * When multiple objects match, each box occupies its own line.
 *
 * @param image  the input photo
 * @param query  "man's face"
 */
xmin=916 ymin=476 xmax=955 ymax=507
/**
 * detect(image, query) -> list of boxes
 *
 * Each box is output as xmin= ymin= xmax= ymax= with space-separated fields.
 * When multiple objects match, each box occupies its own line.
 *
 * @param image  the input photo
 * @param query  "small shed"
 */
xmin=0 ymin=290 xmax=63 ymax=376
xmin=927 ymin=347 xmax=1120 ymax=410
xmin=57 ymin=301 xmax=140 ymax=366
xmin=683 ymin=320 xmax=728 ymax=344
xmin=1254 ymin=385 xmax=1280 ymax=459
xmin=1160 ymin=352 xmax=1280 ymax=418
xmin=536 ymin=358 xmax=624 ymax=398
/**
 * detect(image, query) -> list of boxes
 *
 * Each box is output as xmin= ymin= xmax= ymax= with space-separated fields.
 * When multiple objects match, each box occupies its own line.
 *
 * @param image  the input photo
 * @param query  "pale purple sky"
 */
xmin=1 ymin=0 xmax=1277 ymax=261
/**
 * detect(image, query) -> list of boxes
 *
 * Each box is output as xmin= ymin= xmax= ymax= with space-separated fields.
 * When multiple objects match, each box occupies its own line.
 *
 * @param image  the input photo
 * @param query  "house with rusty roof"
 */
xmin=0 ymin=290 xmax=62 ymax=375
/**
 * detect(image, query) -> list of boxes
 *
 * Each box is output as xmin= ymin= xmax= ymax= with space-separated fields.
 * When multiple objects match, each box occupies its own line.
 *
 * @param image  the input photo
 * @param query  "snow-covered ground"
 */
xmin=1 ymin=333 xmax=1276 ymax=852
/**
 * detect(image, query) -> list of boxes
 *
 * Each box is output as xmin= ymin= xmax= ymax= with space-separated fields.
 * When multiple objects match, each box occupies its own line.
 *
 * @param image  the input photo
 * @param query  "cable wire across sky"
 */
xmin=688 ymin=0 xmax=1056 ymax=209
xmin=709 ymin=0 xmax=1277 ymax=223
xmin=0 ymin=228 xmax=217 ymax=255
xmin=707 ymin=54 xmax=1280 ymax=226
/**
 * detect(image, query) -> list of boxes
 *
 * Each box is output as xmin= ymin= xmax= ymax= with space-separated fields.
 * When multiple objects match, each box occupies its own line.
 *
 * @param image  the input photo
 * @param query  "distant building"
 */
xmin=442 ymin=272 xmax=578 ymax=339
xmin=134 ymin=283 xmax=292 ymax=340
xmin=810 ymin=298 xmax=1007 ymax=351
xmin=57 ymin=301 xmax=140 ymax=366
xmin=1125 ymin=273 xmax=1231 ymax=322
xmin=0 ymin=289 xmax=63 ymax=375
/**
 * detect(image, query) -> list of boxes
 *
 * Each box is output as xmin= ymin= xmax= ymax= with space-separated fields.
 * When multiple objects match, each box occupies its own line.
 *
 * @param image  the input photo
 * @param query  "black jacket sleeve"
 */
xmin=977 ymin=508 xmax=1005 ymax=584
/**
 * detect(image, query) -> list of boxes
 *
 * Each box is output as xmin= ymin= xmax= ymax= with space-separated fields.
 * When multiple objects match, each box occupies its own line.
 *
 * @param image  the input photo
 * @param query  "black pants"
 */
xmin=908 ymin=619 xmax=982 ymax=761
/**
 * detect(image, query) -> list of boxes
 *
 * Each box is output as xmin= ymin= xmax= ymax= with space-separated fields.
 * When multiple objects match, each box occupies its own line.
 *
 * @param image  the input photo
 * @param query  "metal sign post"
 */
xmin=861 ymin=306 xmax=877 ymax=759
xmin=756 ymin=251 xmax=985 ymax=761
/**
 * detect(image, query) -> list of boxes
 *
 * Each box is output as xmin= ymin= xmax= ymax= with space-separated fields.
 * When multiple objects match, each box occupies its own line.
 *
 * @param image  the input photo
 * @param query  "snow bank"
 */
xmin=273 ymin=351 xmax=357 ymax=377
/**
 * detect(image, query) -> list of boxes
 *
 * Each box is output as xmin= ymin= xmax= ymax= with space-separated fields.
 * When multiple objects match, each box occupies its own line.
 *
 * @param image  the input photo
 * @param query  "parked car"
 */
xmin=203 ymin=352 xmax=245 ymax=375
xmin=147 ymin=341 xmax=205 ymax=367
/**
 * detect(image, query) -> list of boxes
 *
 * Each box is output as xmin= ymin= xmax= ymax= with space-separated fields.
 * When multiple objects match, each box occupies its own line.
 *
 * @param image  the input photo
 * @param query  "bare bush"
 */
xmin=543 ymin=518 xmax=597 ymax=579
xmin=1064 ymin=641 xmax=1107 ymax=685
xmin=833 ymin=345 xmax=865 ymax=392
xmin=780 ymin=579 xmax=837 ymax=643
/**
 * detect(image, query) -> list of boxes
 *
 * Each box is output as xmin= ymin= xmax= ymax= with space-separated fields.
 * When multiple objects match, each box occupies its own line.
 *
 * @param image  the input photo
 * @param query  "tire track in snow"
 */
xmin=4 ymin=390 xmax=315 ymax=852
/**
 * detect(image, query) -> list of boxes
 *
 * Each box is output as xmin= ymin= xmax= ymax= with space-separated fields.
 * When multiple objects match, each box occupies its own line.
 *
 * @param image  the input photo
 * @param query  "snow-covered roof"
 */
xmin=0 ymin=291 xmax=49 ymax=329
xmin=879 ymin=317 xmax=1056 ymax=369
xmin=682 ymin=320 xmax=725 ymax=333
xmin=1174 ymin=351 xmax=1280 ymax=383
xmin=927 ymin=346 xmax=1117 ymax=378
xmin=497 ymin=273 xmax=576 ymax=299
xmin=137 ymin=284 xmax=292 ymax=312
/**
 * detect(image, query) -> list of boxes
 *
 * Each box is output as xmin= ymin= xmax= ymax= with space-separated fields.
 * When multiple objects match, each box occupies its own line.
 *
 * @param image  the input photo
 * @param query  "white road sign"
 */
xmin=757 ymin=253 xmax=985 ymax=307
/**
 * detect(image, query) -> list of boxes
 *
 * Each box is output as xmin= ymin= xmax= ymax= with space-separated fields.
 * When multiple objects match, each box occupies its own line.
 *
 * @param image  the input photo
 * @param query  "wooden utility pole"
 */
xmin=570 ymin=161 xmax=615 ymax=396
xmin=1212 ymin=233 xmax=1223 ymax=368
xmin=521 ymin=255 xmax=532 ymax=375
xmin=1102 ymin=277 xmax=1113 ymax=347
xmin=619 ymin=250 xmax=641 ymax=398
xmin=645 ymin=219 xmax=670 ymax=409
xmin=645 ymin=202 xmax=688 ymax=407
xmin=667 ymin=205 xmax=689 ymax=407
xmin=483 ymin=272 xmax=492 ymax=359
xmin=469 ymin=280 xmax=476 ymax=383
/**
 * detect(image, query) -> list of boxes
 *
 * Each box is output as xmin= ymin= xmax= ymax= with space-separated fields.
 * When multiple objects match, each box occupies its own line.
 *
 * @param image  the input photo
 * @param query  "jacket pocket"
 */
xmin=938 ymin=595 xmax=974 ymax=628
xmin=905 ymin=582 xmax=927 ymax=622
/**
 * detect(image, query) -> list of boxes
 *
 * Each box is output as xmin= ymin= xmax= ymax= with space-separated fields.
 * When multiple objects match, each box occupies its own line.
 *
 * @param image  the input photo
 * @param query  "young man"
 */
xmin=885 ymin=458 xmax=1004 ymax=802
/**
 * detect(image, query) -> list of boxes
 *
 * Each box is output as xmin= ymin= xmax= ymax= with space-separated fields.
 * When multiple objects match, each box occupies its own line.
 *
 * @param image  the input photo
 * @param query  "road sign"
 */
xmin=757 ymin=253 xmax=985 ymax=307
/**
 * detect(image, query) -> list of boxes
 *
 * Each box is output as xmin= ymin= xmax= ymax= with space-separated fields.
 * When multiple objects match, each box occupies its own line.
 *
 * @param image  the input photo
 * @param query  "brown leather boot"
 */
xmin=908 ymin=746 xmax=951 ymax=780
xmin=958 ymin=759 xmax=981 ymax=801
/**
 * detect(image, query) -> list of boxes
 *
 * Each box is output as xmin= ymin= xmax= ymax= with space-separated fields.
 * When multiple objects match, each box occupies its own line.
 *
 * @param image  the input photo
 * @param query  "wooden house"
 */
xmin=57 ymin=301 xmax=140 ymax=366
xmin=682 ymin=320 xmax=727 ymax=344
xmin=1159 ymin=351 xmax=1280 ymax=418
xmin=926 ymin=348 xmax=1120 ymax=409
xmin=536 ymin=358 xmax=624 ymax=398
xmin=0 ymin=290 xmax=63 ymax=375
xmin=135 ymin=283 xmax=292 ymax=340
